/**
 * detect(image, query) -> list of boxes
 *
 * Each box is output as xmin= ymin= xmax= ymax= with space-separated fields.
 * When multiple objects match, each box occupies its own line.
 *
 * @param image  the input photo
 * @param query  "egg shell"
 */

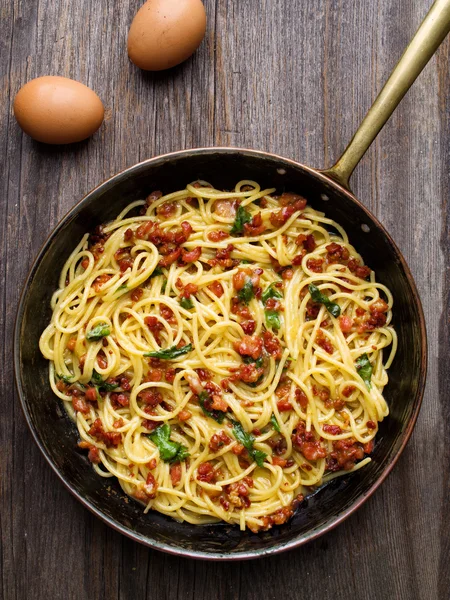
xmin=128 ymin=0 xmax=206 ymax=71
xmin=13 ymin=76 xmax=105 ymax=145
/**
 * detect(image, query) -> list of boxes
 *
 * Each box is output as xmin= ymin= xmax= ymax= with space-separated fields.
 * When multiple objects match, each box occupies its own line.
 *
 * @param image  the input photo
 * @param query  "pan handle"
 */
xmin=321 ymin=0 xmax=450 ymax=190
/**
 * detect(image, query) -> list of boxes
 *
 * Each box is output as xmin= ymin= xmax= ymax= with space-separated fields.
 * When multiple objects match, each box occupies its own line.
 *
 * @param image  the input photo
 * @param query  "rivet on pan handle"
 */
xmin=321 ymin=0 xmax=450 ymax=191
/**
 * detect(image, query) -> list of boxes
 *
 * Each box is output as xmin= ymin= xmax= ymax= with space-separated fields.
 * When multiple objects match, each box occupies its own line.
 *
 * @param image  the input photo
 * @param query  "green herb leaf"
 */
xmin=148 ymin=423 xmax=190 ymax=463
xmin=144 ymin=344 xmax=192 ymax=360
xmin=117 ymin=284 xmax=128 ymax=291
xmin=308 ymin=284 xmax=341 ymax=318
xmin=262 ymin=283 xmax=283 ymax=304
xmin=240 ymin=259 xmax=253 ymax=264
xmin=231 ymin=420 xmax=267 ymax=467
xmin=198 ymin=391 xmax=226 ymax=423
xmin=86 ymin=323 xmax=110 ymax=341
xmin=265 ymin=309 xmax=281 ymax=330
xmin=356 ymin=353 xmax=373 ymax=390
xmin=231 ymin=205 xmax=252 ymax=235
xmin=237 ymin=278 xmax=254 ymax=304
xmin=179 ymin=296 xmax=194 ymax=310
xmin=150 ymin=266 xmax=163 ymax=278
xmin=57 ymin=374 xmax=73 ymax=385
xmin=242 ymin=355 xmax=263 ymax=368
xmin=91 ymin=370 xmax=119 ymax=392
xmin=270 ymin=414 xmax=281 ymax=432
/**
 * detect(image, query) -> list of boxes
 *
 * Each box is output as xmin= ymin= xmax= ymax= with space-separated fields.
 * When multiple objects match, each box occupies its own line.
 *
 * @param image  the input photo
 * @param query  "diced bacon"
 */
xmin=243 ymin=212 xmax=266 ymax=236
xmin=88 ymin=418 xmax=121 ymax=447
xmin=159 ymin=304 xmax=176 ymax=324
xmin=322 ymin=424 xmax=342 ymax=435
xmin=207 ymin=280 xmax=224 ymax=298
xmin=156 ymin=202 xmax=178 ymax=219
xmin=181 ymin=247 xmax=202 ymax=263
xmin=110 ymin=393 xmax=130 ymax=408
xmin=207 ymin=229 xmax=229 ymax=242
xmin=66 ymin=337 xmax=77 ymax=352
xmin=93 ymin=274 xmax=112 ymax=292
xmin=339 ymin=315 xmax=354 ymax=332
xmin=263 ymin=331 xmax=283 ymax=360
xmin=214 ymin=199 xmax=237 ymax=218
xmin=326 ymin=438 xmax=365 ymax=471
xmin=85 ymin=387 xmax=98 ymax=402
xmin=272 ymin=456 xmax=287 ymax=467
xmin=197 ymin=462 xmax=216 ymax=483
xmin=316 ymin=331 xmax=334 ymax=354
xmin=326 ymin=242 xmax=350 ymax=263
xmin=277 ymin=399 xmax=292 ymax=412
xmin=72 ymin=396 xmax=90 ymax=414
xmin=210 ymin=395 xmax=228 ymax=412
xmin=306 ymin=258 xmax=323 ymax=273
xmin=292 ymin=421 xmax=327 ymax=460
xmin=342 ymin=385 xmax=356 ymax=398
xmin=158 ymin=248 xmax=181 ymax=267
xmin=145 ymin=190 xmax=163 ymax=208
xmin=136 ymin=221 xmax=154 ymax=240
xmin=138 ymin=389 xmax=163 ymax=407
xmin=170 ymin=463 xmax=182 ymax=486
xmin=209 ymin=430 xmax=231 ymax=452
xmin=229 ymin=363 xmax=264 ymax=384
xmin=295 ymin=388 xmax=308 ymax=409
xmin=240 ymin=319 xmax=256 ymax=335
xmin=88 ymin=446 xmax=101 ymax=464
xmin=233 ymin=335 xmax=263 ymax=360
xmin=178 ymin=410 xmax=192 ymax=422
xmin=131 ymin=287 xmax=143 ymax=302
xmin=144 ymin=472 xmax=158 ymax=498
xmin=370 ymin=299 xmax=389 ymax=314
xmin=348 ymin=258 xmax=371 ymax=279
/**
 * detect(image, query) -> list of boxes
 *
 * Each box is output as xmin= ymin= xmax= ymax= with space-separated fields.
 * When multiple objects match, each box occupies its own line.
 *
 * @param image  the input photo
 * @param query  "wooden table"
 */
xmin=1 ymin=1 xmax=448 ymax=598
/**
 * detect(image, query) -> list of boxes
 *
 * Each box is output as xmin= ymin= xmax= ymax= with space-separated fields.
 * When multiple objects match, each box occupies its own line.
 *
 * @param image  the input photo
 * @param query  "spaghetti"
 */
xmin=39 ymin=180 xmax=396 ymax=532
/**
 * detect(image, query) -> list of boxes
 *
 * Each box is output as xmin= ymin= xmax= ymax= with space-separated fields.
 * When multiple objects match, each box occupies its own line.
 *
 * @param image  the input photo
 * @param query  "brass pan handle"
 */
xmin=322 ymin=0 xmax=450 ymax=190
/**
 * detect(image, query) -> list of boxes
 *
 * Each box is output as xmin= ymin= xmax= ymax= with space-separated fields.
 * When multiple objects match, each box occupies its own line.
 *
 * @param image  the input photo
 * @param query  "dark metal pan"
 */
xmin=14 ymin=0 xmax=450 ymax=559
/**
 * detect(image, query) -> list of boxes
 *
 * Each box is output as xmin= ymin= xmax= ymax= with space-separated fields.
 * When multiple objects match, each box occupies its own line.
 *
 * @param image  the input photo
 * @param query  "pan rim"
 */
xmin=13 ymin=146 xmax=428 ymax=560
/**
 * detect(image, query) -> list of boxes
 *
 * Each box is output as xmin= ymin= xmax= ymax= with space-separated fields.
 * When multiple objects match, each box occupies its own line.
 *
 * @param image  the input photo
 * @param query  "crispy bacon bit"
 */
xmin=66 ymin=337 xmax=77 ymax=352
xmin=131 ymin=287 xmax=143 ymax=302
xmin=326 ymin=242 xmax=350 ymax=263
xmin=145 ymin=190 xmax=163 ymax=207
xmin=136 ymin=221 xmax=154 ymax=240
xmin=244 ymin=212 xmax=266 ymax=236
xmin=277 ymin=399 xmax=292 ymax=412
xmin=356 ymin=307 xmax=366 ymax=317
xmin=146 ymin=368 xmax=163 ymax=382
xmin=214 ymin=199 xmax=238 ymax=218
xmin=124 ymin=228 xmax=134 ymax=241
xmin=292 ymin=421 xmax=327 ymax=460
xmin=209 ymin=431 xmax=232 ymax=452
xmin=197 ymin=462 xmax=216 ymax=483
xmin=229 ymin=363 xmax=264 ymax=384
xmin=159 ymin=247 xmax=181 ymax=267
xmin=85 ymin=387 xmax=98 ymax=403
xmin=147 ymin=458 xmax=157 ymax=470
xmin=110 ymin=393 xmax=130 ymax=408
xmin=342 ymin=385 xmax=356 ymax=398
xmin=176 ymin=279 xmax=198 ymax=298
xmin=295 ymin=388 xmax=308 ymax=408
xmin=170 ymin=463 xmax=182 ymax=486
xmin=233 ymin=270 xmax=247 ymax=291
xmin=178 ymin=410 xmax=192 ymax=422
xmin=306 ymin=258 xmax=323 ymax=273
xmin=208 ymin=229 xmax=229 ymax=242
xmin=370 ymin=299 xmax=389 ymax=314
xmin=88 ymin=418 xmax=121 ymax=447
xmin=348 ymin=258 xmax=371 ymax=279
xmin=72 ymin=396 xmax=90 ymax=414
xmin=312 ymin=385 xmax=330 ymax=403
xmin=160 ymin=304 xmax=176 ymax=324
xmin=195 ymin=368 xmax=211 ymax=382
xmin=272 ymin=456 xmax=287 ymax=467
xmin=144 ymin=472 xmax=158 ymax=498
xmin=306 ymin=300 xmax=320 ymax=320
xmin=142 ymin=419 xmax=159 ymax=431
xmin=282 ymin=268 xmax=293 ymax=280
xmin=93 ymin=274 xmax=112 ymax=292
xmin=113 ymin=418 xmax=124 ymax=429
xmin=367 ymin=420 xmax=377 ymax=430
xmin=138 ymin=389 xmax=163 ymax=407
xmin=241 ymin=319 xmax=256 ymax=335
xmin=164 ymin=368 xmax=176 ymax=383
xmin=223 ymin=481 xmax=251 ymax=509
xmin=316 ymin=331 xmax=334 ymax=354
xmin=233 ymin=335 xmax=263 ymax=360
xmin=339 ymin=315 xmax=354 ymax=332
xmin=263 ymin=331 xmax=283 ymax=360
xmin=208 ymin=280 xmax=224 ymax=297
xmin=322 ymin=424 xmax=342 ymax=435
xmin=81 ymin=258 xmax=89 ymax=269
xmin=326 ymin=438 xmax=365 ymax=471
xmin=210 ymin=394 xmax=228 ymax=412
xmin=209 ymin=244 xmax=236 ymax=269
xmin=181 ymin=246 xmax=202 ymax=263
xmin=156 ymin=201 xmax=177 ymax=219
xmin=88 ymin=446 xmax=101 ymax=464
xmin=358 ymin=299 xmax=389 ymax=332
xmin=270 ymin=194 xmax=307 ymax=227
xmin=231 ymin=443 xmax=245 ymax=455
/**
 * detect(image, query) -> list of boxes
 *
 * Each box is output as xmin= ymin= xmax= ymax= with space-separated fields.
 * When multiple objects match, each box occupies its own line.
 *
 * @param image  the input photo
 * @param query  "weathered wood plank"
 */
xmin=0 ymin=1 xmax=448 ymax=599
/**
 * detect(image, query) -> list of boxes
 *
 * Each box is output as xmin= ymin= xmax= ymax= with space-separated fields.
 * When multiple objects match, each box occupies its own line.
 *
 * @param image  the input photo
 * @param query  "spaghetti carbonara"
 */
xmin=39 ymin=180 xmax=396 ymax=532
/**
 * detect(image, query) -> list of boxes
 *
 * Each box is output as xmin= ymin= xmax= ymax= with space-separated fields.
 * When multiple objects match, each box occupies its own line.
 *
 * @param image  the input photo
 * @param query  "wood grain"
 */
xmin=1 ymin=1 xmax=448 ymax=598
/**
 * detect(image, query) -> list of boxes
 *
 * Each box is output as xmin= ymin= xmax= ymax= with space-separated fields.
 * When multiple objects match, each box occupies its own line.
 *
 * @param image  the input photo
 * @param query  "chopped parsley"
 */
xmin=270 ymin=414 xmax=281 ymax=433
xmin=265 ymin=309 xmax=281 ymax=330
xmin=356 ymin=353 xmax=373 ymax=390
xmin=144 ymin=344 xmax=192 ymax=360
xmin=179 ymin=296 xmax=194 ymax=310
xmin=262 ymin=283 xmax=283 ymax=304
xmin=230 ymin=205 xmax=252 ymax=235
xmin=86 ymin=323 xmax=110 ymax=341
xmin=308 ymin=284 xmax=341 ymax=318
xmin=148 ymin=423 xmax=190 ymax=463
xmin=237 ymin=278 xmax=254 ymax=303
xmin=231 ymin=420 xmax=267 ymax=467
xmin=198 ymin=391 xmax=226 ymax=423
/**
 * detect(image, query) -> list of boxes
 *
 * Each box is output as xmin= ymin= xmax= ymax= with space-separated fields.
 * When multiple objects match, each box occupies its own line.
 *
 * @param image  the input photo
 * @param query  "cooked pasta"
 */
xmin=39 ymin=180 xmax=396 ymax=532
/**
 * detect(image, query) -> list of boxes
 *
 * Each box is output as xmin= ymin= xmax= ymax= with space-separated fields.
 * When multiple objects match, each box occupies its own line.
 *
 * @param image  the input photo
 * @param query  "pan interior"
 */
xmin=15 ymin=149 xmax=425 ymax=558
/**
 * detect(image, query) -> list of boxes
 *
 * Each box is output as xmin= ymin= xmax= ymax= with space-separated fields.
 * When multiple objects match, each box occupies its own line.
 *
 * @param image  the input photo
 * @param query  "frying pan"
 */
xmin=14 ymin=0 xmax=450 ymax=559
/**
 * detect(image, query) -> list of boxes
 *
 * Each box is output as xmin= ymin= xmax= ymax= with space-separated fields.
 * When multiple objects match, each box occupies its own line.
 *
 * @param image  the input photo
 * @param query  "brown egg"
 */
xmin=128 ymin=0 xmax=206 ymax=71
xmin=13 ymin=76 xmax=104 ymax=144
